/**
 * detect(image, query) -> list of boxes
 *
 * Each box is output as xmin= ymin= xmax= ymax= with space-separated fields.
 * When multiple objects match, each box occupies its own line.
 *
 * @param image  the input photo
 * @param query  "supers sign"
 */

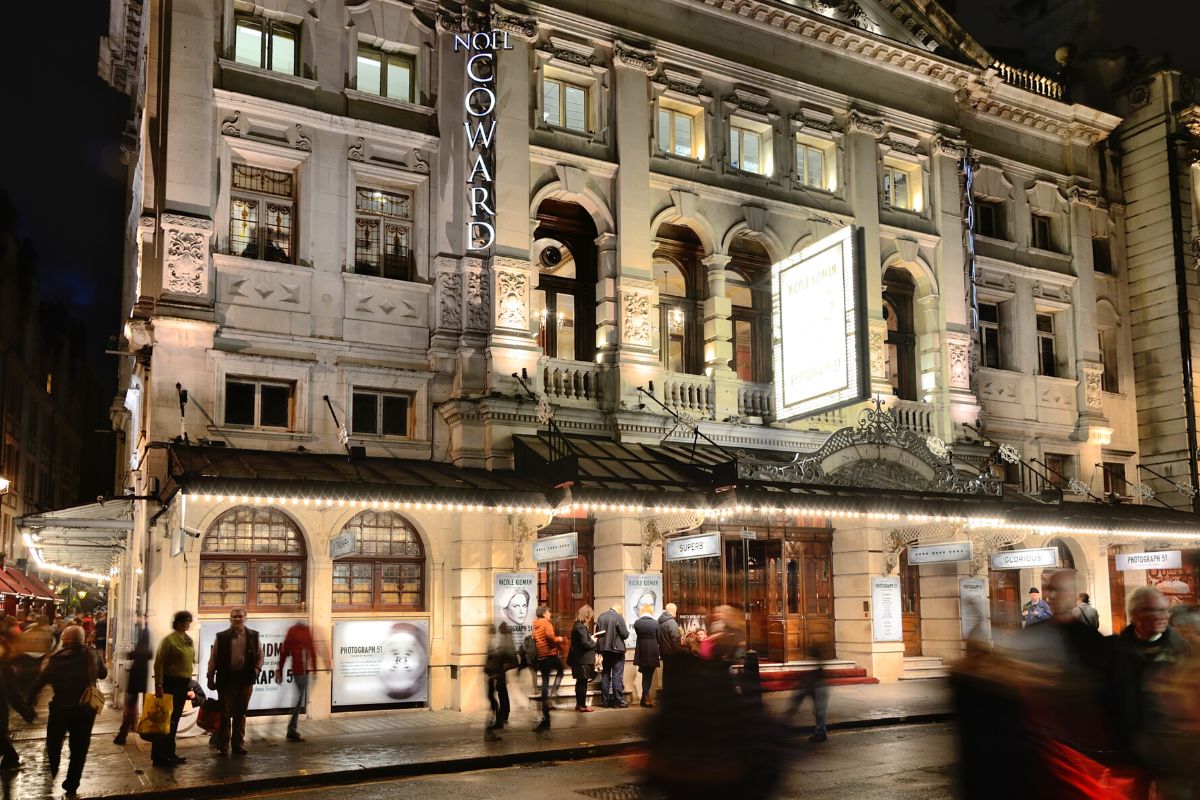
xmin=771 ymin=226 xmax=868 ymax=421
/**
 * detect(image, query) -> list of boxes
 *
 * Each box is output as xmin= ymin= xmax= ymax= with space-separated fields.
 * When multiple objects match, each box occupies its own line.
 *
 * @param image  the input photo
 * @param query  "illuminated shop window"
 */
xmin=200 ymin=507 xmax=305 ymax=612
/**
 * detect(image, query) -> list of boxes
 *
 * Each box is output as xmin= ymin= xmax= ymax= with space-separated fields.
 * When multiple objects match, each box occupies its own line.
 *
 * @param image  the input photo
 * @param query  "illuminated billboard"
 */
xmin=771 ymin=226 xmax=868 ymax=421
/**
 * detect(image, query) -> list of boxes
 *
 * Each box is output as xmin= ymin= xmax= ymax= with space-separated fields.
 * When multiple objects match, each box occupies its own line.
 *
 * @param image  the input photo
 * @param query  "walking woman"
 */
xmin=567 ymin=606 xmax=597 ymax=712
xmin=26 ymin=625 xmax=106 ymax=797
xmin=151 ymin=611 xmax=195 ymax=767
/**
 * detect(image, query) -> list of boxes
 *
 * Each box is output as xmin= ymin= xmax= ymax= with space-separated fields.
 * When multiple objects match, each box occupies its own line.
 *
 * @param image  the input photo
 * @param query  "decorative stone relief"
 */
xmin=1081 ymin=361 xmax=1104 ymax=410
xmin=287 ymin=124 xmax=312 ymax=152
xmin=980 ymin=378 xmax=1017 ymax=401
xmin=220 ymin=111 xmax=243 ymax=137
xmin=465 ymin=262 xmax=490 ymax=331
xmin=848 ymin=110 xmax=885 ymax=138
xmin=933 ymin=133 xmax=967 ymax=159
xmin=868 ymin=319 xmax=887 ymax=379
xmin=622 ymin=291 xmax=652 ymax=346
xmin=945 ymin=332 xmax=972 ymax=389
xmin=495 ymin=266 xmax=530 ymax=331
xmin=614 ymin=40 xmax=657 ymax=74
xmin=436 ymin=271 xmax=462 ymax=331
xmin=492 ymin=8 xmax=537 ymax=40
xmin=347 ymin=137 xmax=366 ymax=162
xmin=161 ymin=214 xmax=213 ymax=297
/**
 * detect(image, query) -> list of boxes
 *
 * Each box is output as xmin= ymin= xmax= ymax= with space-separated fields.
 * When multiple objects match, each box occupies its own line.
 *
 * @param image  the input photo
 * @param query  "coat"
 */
xmin=567 ymin=621 xmax=597 ymax=680
xmin=595 ymin=608 xmax=629 ymax=654
xmin=657 ymin=613 xmax=682 ymax=657
xmin=633 ymin=616 xmax=661 ymax=671
xmin=27 ymin=644 xmax=107 ymax=712
xmin=209 ymin=627 xmax=262 ymax=688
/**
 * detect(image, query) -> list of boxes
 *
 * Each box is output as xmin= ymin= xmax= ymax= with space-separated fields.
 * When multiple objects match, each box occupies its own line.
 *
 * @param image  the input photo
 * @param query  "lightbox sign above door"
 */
xmin=771 ymin=226 xmax=868 ymax=421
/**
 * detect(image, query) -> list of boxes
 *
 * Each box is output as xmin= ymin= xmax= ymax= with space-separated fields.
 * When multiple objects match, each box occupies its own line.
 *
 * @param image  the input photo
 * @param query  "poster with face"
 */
xmin=493 ymin=573 xmax=535 ymax=651
xmin=624 ymin=573 xmax=663 ymax=646
xmin=197 ymin=617 xmax=305 ymax=713
xmin=331 ymin=619 xmax=429 ymax=708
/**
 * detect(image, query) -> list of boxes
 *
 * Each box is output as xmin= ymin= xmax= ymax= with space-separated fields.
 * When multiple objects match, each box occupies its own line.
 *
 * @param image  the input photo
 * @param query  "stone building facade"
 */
xmin=91 ymin=0 xmax=1200 ymax=717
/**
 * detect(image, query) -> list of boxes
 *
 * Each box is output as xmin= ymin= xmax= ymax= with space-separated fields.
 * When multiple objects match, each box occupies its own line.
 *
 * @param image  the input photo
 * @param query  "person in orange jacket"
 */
xmin=532 ymin=606 xmax=564 ymax=731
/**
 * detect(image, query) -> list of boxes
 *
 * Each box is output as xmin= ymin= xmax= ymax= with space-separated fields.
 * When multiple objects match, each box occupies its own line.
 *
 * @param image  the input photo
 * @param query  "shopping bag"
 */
xmin=197 ymin=698 xmax=222 ymax=733
xmin=136 ymin=693 xmax=173 ymax=740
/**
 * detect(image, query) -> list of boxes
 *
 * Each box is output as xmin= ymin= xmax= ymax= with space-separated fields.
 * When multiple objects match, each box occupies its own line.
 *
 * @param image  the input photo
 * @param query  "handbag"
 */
xmin=197 ymin=698 xmax=222 ymax=733
xmin=79 ymin=649 xmax=105 ymax=714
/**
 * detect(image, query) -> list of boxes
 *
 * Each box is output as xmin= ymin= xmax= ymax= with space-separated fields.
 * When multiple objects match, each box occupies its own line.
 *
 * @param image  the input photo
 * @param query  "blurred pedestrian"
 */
xmin=566 ymin=606 xmax=597 ymax=713
xmin=532 ymin=605 xmax=565 ymax=732
xmin=787 ymin=643 xmax=832 ymax=743
xmin=1020 ymin=587 xmax=1052 ymax=627
xmin=483 ymin=622 xmax=518 ymax=738
xmin=632 ymin=608 xmax=660 ymax=707
xmin=1148 ymin=606 xmax=1200 ymax=799
xmin=150 ymin=611 xmax=195 ymax=767
xmin=276 ymin=620 xmax=319 ymax=743
xmin=595 ymin=605 xmax=628 ymax=708
xmin=1073 ymin=592 xmax=1100 ymax=629
xmin=92 ymin=612 xmax=108 ymax=658
xmin=701 ymin=605 xmax=746 ymax=662
xmin=206 ymin=607 xmax=261 ymax=757
xmin=0 ymin=617 xmax=26 ymax=770
xmin=113 ymin=618 xmax=152 ymax=745
xmin=26 ymin=625 xmax=105 ymax=797
xmin=656 ymin=603 xmax=682 ymax=691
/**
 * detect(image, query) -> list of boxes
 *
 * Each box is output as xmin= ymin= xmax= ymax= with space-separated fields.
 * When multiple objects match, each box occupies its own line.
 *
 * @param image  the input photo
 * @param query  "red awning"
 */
xmin=0 ymin=570 xmax=23 ymax=596
xmin=2 ymin=568 xmax=55 ymax=601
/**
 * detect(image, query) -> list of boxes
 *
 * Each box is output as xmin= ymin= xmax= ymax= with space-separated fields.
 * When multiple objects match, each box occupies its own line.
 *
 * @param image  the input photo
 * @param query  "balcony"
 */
xmin=891 ymin=399 xmax=934 ymax=436
xmin=660 ymin=372 xmax=714 ymax=418
xmin=538 ymin=358 xmax=604 ymax=406
xmin=737 ymin=383 xmax=773 ymax=419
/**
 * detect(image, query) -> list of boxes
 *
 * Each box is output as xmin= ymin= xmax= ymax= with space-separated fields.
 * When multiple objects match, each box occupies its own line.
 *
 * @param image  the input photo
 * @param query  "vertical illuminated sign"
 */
xmin=454 ymin=30 xmax=512 ymax=251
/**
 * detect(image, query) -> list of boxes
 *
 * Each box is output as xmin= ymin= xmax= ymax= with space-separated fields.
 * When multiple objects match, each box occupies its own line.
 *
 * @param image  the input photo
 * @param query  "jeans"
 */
xmin=46 ymin=705 xmax=96 ymax=792
xmin=215 ymin=684 xmax=254 ymax=751
xmin=150 ymin=676 xmax=189 ymax=762
xmin=537 ymin=656 xmax=563 ymax=722
xmin=600 ymin=651 xmax=625 ymax=706
xmin=486 ymin=673 xmax=509 ymax=725
xmin=787 ymin=682 xmax=829 ymax=735
xmin=639 ymin=667 xmax=656 ymax=703
xmin=287 ymin=673 xmax=309 ymax=734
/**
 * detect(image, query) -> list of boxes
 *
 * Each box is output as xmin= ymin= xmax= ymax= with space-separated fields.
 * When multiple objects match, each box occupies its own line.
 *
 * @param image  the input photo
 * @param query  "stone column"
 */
xmin=448 ymin=509 xmax=497 ymax=713
xmin=702 ymin=253 xmax=738 ymax=420
xmin=832 ymin=522 xmax=904 ymax=682
xmin=594 ymin=513 xmax=644 ymax=701
xmin=846 ymin=113 xmax=888 ymax=399
xmin=1067 ymin=189 xmax=1110 ymax=445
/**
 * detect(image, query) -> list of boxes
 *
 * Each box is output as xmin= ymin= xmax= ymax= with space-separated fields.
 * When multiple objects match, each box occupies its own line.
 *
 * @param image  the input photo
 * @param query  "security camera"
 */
xmin=181 ymin=526 xmax=203 ymax=539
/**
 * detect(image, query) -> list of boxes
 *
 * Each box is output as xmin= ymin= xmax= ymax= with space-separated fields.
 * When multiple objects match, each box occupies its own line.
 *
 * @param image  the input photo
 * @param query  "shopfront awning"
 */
xmin=2 ymin=567 xmax=56 ymax=601
xmin=17 ymin=500 xmax=133 ymax=580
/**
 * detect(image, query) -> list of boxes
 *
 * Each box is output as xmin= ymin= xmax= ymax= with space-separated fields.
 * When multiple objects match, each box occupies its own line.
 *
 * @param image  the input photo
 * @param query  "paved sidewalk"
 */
xmin=4 ymin=679 xmax=952 ymax=800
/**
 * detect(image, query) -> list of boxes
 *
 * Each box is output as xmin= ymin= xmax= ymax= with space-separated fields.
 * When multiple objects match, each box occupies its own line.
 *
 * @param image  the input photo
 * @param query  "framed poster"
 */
xmin=331 ymin=619 xmax=429 ymax=709
xmin=960 ymin=578 xmax=991 ymax=640
xmin=493 ymin=572 xmax=535 ymax=652
xmin=872 ymin=576 xmax=903 ymax=643
xmin=197 ymin=617 xmax=305 ymax=714
xmin=624 ymin=573 xmax=663 ymax=647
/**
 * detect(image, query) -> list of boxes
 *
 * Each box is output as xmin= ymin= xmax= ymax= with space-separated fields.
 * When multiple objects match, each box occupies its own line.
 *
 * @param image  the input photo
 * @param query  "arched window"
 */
xmin=200 ymin=507 xmax=306 ymax=612
xmin=728 ymin=236 xmax=772 ymax=383
xmin=883 ymin=267 xmax=917 ymax=400
xmin=531 ymin=200 xmax=597 ymax=362
xmin=332 ymin=511 xmax=425 ymax=611
xmin=653 ymin=223 xmax=705 ymax=375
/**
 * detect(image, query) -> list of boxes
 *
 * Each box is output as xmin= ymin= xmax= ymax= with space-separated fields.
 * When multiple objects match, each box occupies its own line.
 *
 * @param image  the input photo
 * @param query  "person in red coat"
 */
xmin=276 ymin=621 xmax=321 ymax=742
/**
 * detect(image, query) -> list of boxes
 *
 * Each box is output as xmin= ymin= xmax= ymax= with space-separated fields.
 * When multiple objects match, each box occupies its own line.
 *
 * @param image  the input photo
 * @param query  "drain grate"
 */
xmin=575 ymin=783 xmax=645 ymax=800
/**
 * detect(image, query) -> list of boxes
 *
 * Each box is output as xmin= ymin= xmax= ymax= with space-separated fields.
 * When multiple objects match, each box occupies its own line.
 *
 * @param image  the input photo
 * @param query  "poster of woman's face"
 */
xmin=331 ymin=619 xmax=430 ymax=707
xmin=493 ymin=573 xmax=536 ymax=650
xmin=378 ymin=622 xmax=428 ymax=700
xmin=501 ymin=588 xmax=531 ymax=625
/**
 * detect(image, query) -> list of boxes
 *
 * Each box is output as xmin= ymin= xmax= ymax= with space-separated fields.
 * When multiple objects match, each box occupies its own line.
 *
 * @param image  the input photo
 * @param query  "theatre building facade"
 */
xmin=86 ymin=0 xmax=1200 ymax=716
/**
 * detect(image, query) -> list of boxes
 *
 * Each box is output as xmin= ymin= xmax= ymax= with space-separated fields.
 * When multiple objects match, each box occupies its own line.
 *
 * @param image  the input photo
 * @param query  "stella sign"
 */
xmin=454 ymin=30 xmax=513 ymax=251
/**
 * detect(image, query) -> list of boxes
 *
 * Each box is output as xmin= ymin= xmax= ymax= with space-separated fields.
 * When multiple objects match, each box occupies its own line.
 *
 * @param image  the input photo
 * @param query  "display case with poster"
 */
xmin=493 ymin=573 xmax=535 ymax=652
xmin=331 ymin=619 xmax=429 ymax=710
xmin=198 ymin=617 xmax=305 ymax=714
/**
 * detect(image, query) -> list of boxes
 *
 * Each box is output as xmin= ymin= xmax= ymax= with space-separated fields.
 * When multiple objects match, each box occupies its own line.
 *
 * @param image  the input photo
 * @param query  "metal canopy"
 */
xmin=17 ymin=500 xmax=133 ymax=577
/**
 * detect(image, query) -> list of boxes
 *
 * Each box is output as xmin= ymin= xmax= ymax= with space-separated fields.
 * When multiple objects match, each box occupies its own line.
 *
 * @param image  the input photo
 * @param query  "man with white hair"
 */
xmin=26 ymin=625 xmax=106 ymax=796
xmin=656 ymin=603 xmax=682 ymax=690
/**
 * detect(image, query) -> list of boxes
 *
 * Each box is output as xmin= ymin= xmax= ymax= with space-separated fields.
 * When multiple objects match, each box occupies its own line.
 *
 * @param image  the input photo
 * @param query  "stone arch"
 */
xmin=528 ymin=181 xmax=614 ymax=237
xmin=1096 ymin=298 xmax=1121 ymax=328
xmin=719 ymin=222 xmax=786 ymax=265
xmin=882 ymin=251 xmax=939 ymax=298
xmin=650 ymin=201 xmax=718 ymax=257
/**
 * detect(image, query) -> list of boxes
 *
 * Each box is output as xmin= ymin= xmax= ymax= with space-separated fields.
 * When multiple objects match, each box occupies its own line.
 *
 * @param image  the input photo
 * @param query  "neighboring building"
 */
xmin=83 ymin=0 xmax=1200 ymax=720
xmin=0 ymin=191 xmax=91 ymax=573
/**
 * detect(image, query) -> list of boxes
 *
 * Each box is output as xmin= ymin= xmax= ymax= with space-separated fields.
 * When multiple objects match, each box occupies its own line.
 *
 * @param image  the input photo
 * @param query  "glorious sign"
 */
xmin=771 ymin=226 xmax=868 ymax=421
xmin=455 ymin=30 xmax=512 ymax=251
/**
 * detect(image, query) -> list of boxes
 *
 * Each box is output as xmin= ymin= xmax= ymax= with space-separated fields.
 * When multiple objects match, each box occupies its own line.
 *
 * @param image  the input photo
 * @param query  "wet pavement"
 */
xmin=3 ymin=678 xmax=951 ymax=799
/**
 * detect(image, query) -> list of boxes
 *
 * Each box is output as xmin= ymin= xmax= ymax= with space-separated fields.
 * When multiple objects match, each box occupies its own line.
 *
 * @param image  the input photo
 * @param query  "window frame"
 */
xmin=228 ymin=163 xmax=297 ymax=264
xmin=355 ymin=45 xmax=415 ymax=104
xmin=728 ymin=117 xmax=772 ymax=176
xmin=1092 ymin=236 xmax=1113 ymax=274
xmin=1098 ymin=328 xmax=1120 ymax=393
xmin=223 ymin=376 xmax=296 ymax=430
xmin=882 ymin=158 xmax=922 ymax=212
xmin=353 ymin=186 xmax=414 ymax=281
xmin=331 ymin=511 xmax=426 ymax=612
xmin=1036 ymin=313 xmax=1057 ymax=377
xmin=541 ymin=74 xmax=590 ymax=133
xmin=350 ymin=389 xmax=414 ymax=439
xmin=975 ymin=199 xmax=1007 ymax=240
xmin=653 ymin=254 xmax=704 ymax=376
xmin=656 ymin=99 xmax=704 ymax=161
xmin=232 ymin=13 xmax=300 ymax=76
xmin=978 ymin=301 xmax=1005 ymax=370
xmin=794 ymin=134 xmax=835 ymax=192
xmin=199 ymin=506 xmax=307 ymax=614
xmin=1031 ymin=213 xmax=1055 ymax=251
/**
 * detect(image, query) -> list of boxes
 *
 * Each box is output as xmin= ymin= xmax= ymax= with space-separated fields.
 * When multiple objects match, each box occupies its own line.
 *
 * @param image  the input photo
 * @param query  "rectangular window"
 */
xmin=223 ymin=378 xmax=294 ymax=429
xmin=354 ymin=187 xmax=413 ymax=280
xmin=542 ymin=76 xmax=588 ymax=132
xmin=976 ymin=200 xmax=1005 ymax=239
xmin=1092 ymin=237 xmax=1113 ymax=274
xmin=1043 ymin=453 xmax=1069 ymax=489
xmin=657 ymin=107 xmax=698 ymax=159
xmin=229 ymin=165 xmax=295 ymax=263
xmin=883 ymin=165 xmax=911 ymax=209
xmin=733 ymin=319 xmax=754 ymax=382
xmin=1099 ymin=329 xmax=1119 ymax=393
xmin=1032 ymin=214 xmax=1054 ymax=251
xmin=232 ymin=14 xmax=298 ymax=75
xmin=200 ymin=561 xmax=248 ymax=608
xmin=1102 ymin=462 xmax=1126 ymax=496
xmin=979 ymin=302 xmax=1003 ymax=369
xmin=664 ymin=303 xmax=687 ymax=373
xmin=1036 ymin=313 xmax=1057 ymax=377
xmin=795 ymin=141 xmax=826 ymax=189
xmin=729 ymin=121 xmax=766 ymax=175
xmin=356 ymin=47 xmax=415 ymax=103
xmin=351 ymin=390 xmax=411 ymax=438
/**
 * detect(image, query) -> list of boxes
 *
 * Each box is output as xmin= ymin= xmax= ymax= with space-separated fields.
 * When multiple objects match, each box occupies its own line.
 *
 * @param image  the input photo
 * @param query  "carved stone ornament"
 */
xmin=437 ymin=271 xmax=462 ymax=331
xmin=496 ymin=269 xmax=529 ymax=330
xmin=1081 ymin=362 xmax=1103 ymax=410
xmin=848 ymin=110 xmax=885 ymax=138
xmin=1067 ymin=186 xmax=1102 ymax=207
xmin=466 ymin=267 xmax=490 ymax=331
xmin=347 ymin=137 xmax=366 ymax=162
xmin=885 ymin=138 xmax=920 ymax=157
xmin=161 ymin=215 xmax=213 ymax=297
xmin=435 ymin=7 xmax=466 ymax=34
xmin=934 ymin=134 xmax=968 ymax=159
xmin=622 ymin=291 xmax=652 ymax=346
xmin=540 ymin=43 xmax=592 ymax=68
xmin=614 ymin=40 xmax=657 ymax=74
xmin=946 ymin=332 xmax=972 ymax=389
xmin=492 ymin=9 xmax=537 ymax=41
xmin=288 ymin=124 xmax=312 ymax=152
xmin=642 ymin=512 xmax=704 ymax=573
xmin=220 ymin=111 xmax=242 ymax=137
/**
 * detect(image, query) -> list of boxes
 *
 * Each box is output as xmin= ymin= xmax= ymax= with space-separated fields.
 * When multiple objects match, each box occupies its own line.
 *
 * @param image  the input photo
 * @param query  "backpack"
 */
xmin=522 ymin=634 xmax=539 ymax=668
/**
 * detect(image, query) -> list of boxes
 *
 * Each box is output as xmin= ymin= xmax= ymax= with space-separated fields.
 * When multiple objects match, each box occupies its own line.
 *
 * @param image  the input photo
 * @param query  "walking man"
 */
xmin=1073 ymin=593 xmax=1100 ymax=629
xmin=151 ymin=611 xmax=195 ymax=766
xmin=632 ymin=609 xmax=660 ymax=707
xmin=26 ymin=626 xmax=106 ymax=796
xmin=484 ymin=622 xmax=519 ymax=739
xmin=596 ymin=605 xmax=629 ymax=708
xmin=656 ymin=603 xmax=682 ymax=691
xmin=206 ymin=608 xmax=261 ymax=757
xmin=532 ymin=606 xmax=565 ymax=732
xmin=276 ymin=620 xmax=319 ymax=742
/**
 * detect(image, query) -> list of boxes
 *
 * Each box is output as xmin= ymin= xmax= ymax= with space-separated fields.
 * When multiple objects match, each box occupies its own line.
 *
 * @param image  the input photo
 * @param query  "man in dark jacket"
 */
xmin=113 ymin=619 xmax=152 ymax=745
xmin=205 ymin=608 xmax=262 ymax=757
xmin=595 ymin=606 xmax=629 ymax=708
xmin=27 ymin=625 xmax=106 ymax=796
xmin=656 ymin=604 xmax=682 ymax=689
xmin=632 ymin=613 xmax=661 ymax=707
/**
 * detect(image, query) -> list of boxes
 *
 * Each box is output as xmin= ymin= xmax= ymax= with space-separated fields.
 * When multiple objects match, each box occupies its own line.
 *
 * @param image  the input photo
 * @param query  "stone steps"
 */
xmin=900 ymin=655 xmax=949 ymax=680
